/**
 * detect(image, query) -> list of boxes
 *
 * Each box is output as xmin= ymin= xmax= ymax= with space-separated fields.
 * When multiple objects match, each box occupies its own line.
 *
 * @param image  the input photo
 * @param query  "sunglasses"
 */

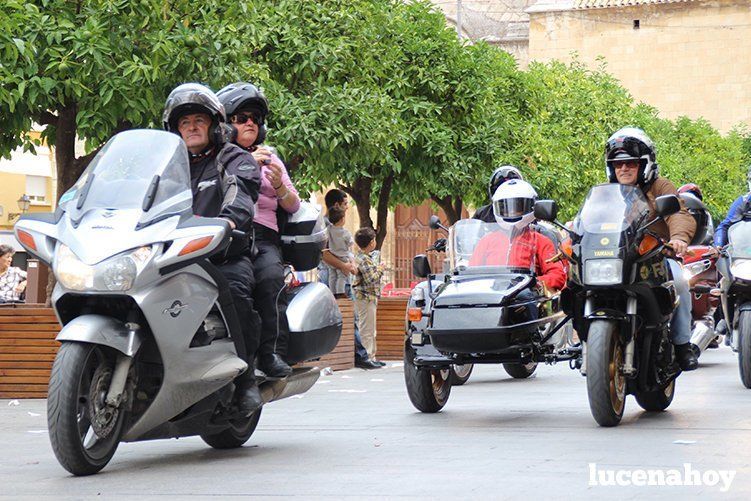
xmin=613 ymin=161 xmax=639 ymax=170
xmin=230 ymin=113 xmax=261 ymax=125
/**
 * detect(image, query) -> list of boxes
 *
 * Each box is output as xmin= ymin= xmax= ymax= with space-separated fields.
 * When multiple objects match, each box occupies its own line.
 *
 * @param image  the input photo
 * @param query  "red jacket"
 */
xmin=469 ymin=229 xmax=567 ymax=290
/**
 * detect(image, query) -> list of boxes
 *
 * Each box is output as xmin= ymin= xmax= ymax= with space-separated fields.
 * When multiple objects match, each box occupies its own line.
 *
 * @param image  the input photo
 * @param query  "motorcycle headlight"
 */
xmin=730 ymin=259 xmax=751 ymax=281
xmin=583 ymin=258 xmax=623 ymax=286
xmin=55 ymin=244 xmax=152 ymax=292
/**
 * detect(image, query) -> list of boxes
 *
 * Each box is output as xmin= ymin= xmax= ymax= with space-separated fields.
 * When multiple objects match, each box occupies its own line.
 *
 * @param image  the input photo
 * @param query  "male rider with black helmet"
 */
xmin=163 ymin=83 xmax=264 ymax=414
xmin=473 ymin=165 xmax=523 ymax=223
xmin=605 ymin=127 xmax=698 ymax=371
xmin=217 ymin=82 xmax=302 ymax=378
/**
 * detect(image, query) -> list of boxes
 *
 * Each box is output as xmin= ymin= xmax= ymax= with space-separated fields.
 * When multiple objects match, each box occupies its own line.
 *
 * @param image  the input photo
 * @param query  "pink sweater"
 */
xmin=253 ymin=153 xmax=300 ymax=233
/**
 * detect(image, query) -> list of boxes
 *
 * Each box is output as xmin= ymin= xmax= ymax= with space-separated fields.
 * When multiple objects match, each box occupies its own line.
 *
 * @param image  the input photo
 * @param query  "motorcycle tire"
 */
xmin=201 ymin=408 xmax=262 ymax=449
xmin=635 ymin=379 xmax=676 ymax=412
xmin=738 ymin=310 xmax=751 ymax=389
xmin=586 ymin=320 xmax=626 ymax=427
xmin=503 ymin=362 xmax=538 ymax=379
xmin=404 ymin=343 xmax=451 ymax=413
xmin=47 ymin=342 xmax=125 ymax=476
xmin=449 ymin=364 xmax=474 ymax=385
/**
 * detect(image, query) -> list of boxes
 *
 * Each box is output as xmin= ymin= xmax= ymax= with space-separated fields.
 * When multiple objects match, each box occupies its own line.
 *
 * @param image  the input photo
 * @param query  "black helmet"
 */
xmin=217 ymin=82 xmax=269 ymax=146
xmin=488 ymin=165 xmax=523 ymax=200
xmin=605 ymin=127 xmax=658 ymax=186
xmin=163 ymin=83 xmax=226 ymax=134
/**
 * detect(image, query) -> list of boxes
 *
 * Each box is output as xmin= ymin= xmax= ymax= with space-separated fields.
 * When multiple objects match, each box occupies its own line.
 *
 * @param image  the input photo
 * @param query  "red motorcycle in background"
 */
xmin=679 ymin=185 xmax=722 ymax=354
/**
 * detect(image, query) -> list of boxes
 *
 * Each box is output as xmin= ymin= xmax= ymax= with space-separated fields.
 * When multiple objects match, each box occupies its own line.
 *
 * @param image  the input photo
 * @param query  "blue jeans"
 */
xmin=667 ymin=259 xmax=691 ymax=345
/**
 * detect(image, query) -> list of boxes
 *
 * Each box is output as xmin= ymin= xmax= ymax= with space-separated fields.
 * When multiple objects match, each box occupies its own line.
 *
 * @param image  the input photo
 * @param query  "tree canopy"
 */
xmin=1 ymin=0 xmax=748 ymax=244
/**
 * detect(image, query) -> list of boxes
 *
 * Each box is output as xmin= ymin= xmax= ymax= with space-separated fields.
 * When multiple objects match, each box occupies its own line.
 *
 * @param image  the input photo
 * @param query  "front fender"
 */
xmin=57 ymin=314 xmax=143 ymax=356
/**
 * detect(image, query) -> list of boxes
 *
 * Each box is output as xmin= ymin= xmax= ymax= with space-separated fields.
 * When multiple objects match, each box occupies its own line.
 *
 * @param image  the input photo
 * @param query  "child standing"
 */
xmin=326 ymin=207 xmax=354 ymax=296
xmin=352 ymin=228 xmax=384 ymax=361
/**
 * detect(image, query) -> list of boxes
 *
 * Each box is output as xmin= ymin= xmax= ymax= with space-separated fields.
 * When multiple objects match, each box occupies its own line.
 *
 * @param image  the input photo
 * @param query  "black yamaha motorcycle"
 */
xmin=535 ymin=184 xmax=684 ymax=427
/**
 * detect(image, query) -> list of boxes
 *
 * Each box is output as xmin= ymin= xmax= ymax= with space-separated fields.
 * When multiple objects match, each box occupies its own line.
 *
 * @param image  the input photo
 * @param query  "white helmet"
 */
xmin=492 ymin=179 xmax=538 ymax=232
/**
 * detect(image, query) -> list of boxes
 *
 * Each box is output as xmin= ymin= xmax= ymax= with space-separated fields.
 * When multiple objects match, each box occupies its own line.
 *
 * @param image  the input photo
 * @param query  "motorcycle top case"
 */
xmin=284 ymin=282 xmax=343 ymax=364
xmin=280 ymin=201 xmax=326 ymax=271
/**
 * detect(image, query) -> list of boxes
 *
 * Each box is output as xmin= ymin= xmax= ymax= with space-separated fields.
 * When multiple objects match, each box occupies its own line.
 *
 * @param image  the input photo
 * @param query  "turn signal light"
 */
xmin=178 ymin=236 xmax=213 ymax=256
xmin=638 ymin=234 xmax=659 ymax=255
xmin=17 ymin=230 xmax=37 ymax=252
xmin=561 ymin=237 xmax=573 ymax=258
xmin=407 ymin=307 xmax=423 ymax=322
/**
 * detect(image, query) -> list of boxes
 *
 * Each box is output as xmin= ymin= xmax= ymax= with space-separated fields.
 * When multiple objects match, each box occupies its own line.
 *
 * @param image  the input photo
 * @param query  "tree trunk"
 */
xmin=374 ymin=173 xmax=394 ymax=249
xmin=431 ymin=195 xmax=463 ymax=225
xmin=341 ymin=177 xmax=373 ymax=230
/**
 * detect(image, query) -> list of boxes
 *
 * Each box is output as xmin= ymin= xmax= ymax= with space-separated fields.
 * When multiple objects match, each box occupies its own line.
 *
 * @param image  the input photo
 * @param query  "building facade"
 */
xmin=527 ymin=0 xmax=751 ymax=133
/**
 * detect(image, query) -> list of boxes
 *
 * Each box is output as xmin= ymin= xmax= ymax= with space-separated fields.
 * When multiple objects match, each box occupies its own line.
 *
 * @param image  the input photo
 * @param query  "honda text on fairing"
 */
xmin=536 ymin=184 xmax=685 ymax=427
xmin=403 ymin=217 xmax=578 ymax=413
xmin=14 ymin=130 xmax=340 ymax=475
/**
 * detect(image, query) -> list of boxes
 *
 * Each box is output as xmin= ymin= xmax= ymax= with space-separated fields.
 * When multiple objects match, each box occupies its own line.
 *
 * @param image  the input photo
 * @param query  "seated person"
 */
xmin=0 ymin=245 xmax=27 ymax=303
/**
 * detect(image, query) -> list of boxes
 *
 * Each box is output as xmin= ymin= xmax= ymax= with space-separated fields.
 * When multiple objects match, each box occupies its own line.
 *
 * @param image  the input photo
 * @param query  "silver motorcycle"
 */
xmin=14 ymin=129 xmax=341 ymax=475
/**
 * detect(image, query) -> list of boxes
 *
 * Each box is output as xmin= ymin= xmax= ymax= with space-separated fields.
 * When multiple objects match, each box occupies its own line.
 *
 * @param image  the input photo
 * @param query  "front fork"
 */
xmin=580 ymin=295 xmax=637 ymax=376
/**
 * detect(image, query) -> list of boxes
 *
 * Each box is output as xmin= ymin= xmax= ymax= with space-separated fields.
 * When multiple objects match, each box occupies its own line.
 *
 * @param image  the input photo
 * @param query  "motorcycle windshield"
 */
xmin=728 ymin=221 xmax=751 ymax=258
xmin=447 ymin=219 xmax=535 ymax=274
xmin=64 ymin=130 xmax=192 ymax=227
xmin=575 ymin=184 xmax=650 ymax=234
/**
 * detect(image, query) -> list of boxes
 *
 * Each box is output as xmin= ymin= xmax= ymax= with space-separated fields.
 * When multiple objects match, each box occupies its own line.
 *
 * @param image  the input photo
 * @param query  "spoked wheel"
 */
xmin=201 ymin=408 xmax=263 ymax=449
xmin=503 ymin=362 xmax=538 ymax=379
xmin=586 ymin=321 xmax=626 ymax=427
xmin=449 ymin=364 xmax=474 ymax=385
xmin=738 ymin=310 xmax=751 ymax=389
xmin=635 ymin=379 xmax=676 ymax=412
xmin=47 ymin=342 xmax=125 ymax=476
xmin=404 ymin=344 xmax=451 ymax=413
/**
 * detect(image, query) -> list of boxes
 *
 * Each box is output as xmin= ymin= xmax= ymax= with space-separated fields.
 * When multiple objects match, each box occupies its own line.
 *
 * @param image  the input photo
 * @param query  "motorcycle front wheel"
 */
xmin=503 ymin=362 xmax=538 ymax=379
xmin=201 ymin=408 xmax=262 ymax=449
xmin=404 ymin=343 xmax=451 ymax=412
xmin=586 ymin=320 xmax=626 ymax=427
xmin=635 ymin=379 xmax=676 ymax=412
xmin=738 ymin=309 xmax=751 ymax=389
xmin=47 ymin=342 xmax=125 ymax=476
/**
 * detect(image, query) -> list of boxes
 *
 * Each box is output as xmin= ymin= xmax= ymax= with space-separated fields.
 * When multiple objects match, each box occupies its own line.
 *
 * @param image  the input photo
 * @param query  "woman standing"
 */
xmin=0 ymin=245 xmax=27 ymax=303
xmin=217 ymin=82 xmax=301 ymax=378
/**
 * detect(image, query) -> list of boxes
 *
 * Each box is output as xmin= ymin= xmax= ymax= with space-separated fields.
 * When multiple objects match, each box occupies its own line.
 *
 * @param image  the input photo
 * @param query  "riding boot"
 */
xmin=258 ymin=353 xmax=292 ymax=378
xmin=675 ymin=342 xmax=699 ymax=371
xmin=234 ymin=366 xmax=262 ymax=416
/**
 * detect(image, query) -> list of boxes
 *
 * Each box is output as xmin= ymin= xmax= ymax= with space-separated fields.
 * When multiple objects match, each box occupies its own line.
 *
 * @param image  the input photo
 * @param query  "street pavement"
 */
xmin=1 ymin=345 xmax=750 ymax=500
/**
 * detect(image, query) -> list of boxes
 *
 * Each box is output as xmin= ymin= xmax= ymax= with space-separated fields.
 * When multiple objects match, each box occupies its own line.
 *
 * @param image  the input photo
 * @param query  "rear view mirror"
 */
xmin=534 ymin=200 xmax=558 ymax=222
xmin=428 ymin=215 xmax=442 ymax=230
xmin=655 ymin=195 xmax=680 ymax=218
xmin=412 ymin=254 xmax=431 ymax=278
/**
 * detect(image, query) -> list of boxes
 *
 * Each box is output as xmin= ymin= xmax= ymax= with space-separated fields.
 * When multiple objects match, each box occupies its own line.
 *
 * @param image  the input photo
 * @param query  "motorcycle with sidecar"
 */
xmin=403 ymin=218 xmax=577 ymax=413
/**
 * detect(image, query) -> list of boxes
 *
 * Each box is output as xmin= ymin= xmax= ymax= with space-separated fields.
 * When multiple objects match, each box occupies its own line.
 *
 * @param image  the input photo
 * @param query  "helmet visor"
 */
xmin=493 ymin=198 xmax=535 ymax=220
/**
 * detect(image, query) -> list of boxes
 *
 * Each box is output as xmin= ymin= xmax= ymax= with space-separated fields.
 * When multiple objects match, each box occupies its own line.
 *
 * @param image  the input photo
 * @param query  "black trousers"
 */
xmin=217 ymin=255 xmax=262 ymax=367
xmin=253 ymin=224 xmax=290 ymax=358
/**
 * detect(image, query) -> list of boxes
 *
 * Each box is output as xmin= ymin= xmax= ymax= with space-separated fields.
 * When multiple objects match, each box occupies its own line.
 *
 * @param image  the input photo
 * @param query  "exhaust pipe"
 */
xmin=690 ymin=320 xmax=716 ymax=354
xmin=260 ymin=368 xmax=320 ymax=404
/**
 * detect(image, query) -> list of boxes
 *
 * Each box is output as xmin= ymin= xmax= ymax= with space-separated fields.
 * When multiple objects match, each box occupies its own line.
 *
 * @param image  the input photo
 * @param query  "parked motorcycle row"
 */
xmin=404 ymin=184 xmax=751 ymax=428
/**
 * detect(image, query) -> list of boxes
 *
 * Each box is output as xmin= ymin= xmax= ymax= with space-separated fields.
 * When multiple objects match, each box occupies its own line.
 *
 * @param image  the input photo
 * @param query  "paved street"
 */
xmin=1 ymin=345 xmax=750 ymax=499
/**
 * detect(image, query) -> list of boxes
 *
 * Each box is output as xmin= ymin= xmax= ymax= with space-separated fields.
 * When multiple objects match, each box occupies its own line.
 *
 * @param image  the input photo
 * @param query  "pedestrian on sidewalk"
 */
xmin=352 ymin=228 xmax=384 ymax=364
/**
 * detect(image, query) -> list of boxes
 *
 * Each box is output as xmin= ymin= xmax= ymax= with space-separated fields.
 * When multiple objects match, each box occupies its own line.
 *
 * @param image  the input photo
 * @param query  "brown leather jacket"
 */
xmin=643 ymin=177 xmax=696 ymax=244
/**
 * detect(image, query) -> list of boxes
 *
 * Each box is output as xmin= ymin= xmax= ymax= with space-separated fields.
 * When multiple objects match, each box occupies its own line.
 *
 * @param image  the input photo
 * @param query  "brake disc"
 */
xmin=88 ymin=365 xmax=120 ymax=438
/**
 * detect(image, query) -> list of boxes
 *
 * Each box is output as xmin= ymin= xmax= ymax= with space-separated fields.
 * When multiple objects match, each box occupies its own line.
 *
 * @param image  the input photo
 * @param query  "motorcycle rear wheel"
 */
xmin=201 ymin=408 xmax=262 ymax=449
xmin=404 ymin=344 xmax=451 ymax=412
xmin=586 ymin=320 xmax=626 ymax=427
xmin=47 ymin=342 xmax=125 ymax=476
xmin=635 ymin=379 xmax=676 ymax=411
xmin=503 ymin=362 xmax=538 ymax=379
xmin=738 ymin=310 xmax=751 ymax=389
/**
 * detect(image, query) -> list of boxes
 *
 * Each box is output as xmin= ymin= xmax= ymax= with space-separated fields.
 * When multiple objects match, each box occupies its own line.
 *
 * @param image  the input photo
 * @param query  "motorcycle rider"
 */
xmin=714 ymin=166 xmax=751 ymax=248
xmin=605 ymin=127 xmax=698 ymax=371
xmin=217 ymin=82 xmax=301 ymax=378
xmin=470 ymin=179 xmax=566 ymax=289
xmin=473 ymin=165 xmax=523 ymax=223
xmin=163 ymin=83 xmax=264 ymax=414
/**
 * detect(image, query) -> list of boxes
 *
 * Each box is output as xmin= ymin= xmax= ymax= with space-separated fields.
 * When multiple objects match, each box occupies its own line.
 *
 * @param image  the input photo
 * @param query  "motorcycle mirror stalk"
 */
xmin=533 ymin=200 xmax=581 ymax=243
xmin=635 ymin=194 xmax=682 ymax=235
xmin=428 ymin=215 xmax=449 ymax=233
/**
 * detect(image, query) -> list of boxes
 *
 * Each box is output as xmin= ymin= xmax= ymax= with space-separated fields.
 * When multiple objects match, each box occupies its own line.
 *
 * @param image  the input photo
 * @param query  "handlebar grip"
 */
xmin=232 ymin=229 xmax=247 ymax=240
